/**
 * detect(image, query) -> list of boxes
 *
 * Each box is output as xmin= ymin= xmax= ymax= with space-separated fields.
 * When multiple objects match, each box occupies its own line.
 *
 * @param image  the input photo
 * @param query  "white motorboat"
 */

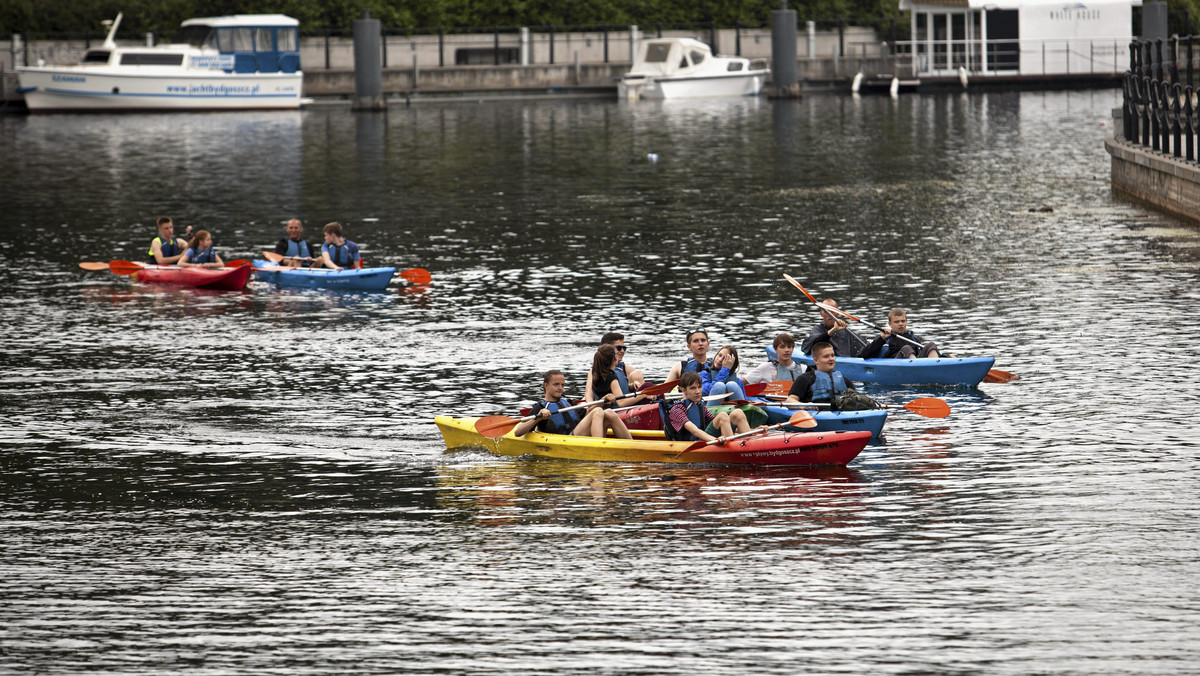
xmin=618 ymin=37 xmax=768 ymax=100
xmin=16 ymin=13 xmax=303 ymax=112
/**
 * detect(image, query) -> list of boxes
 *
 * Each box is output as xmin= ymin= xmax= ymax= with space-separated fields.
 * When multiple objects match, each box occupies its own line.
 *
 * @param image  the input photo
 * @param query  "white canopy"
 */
xmin=181 ymin=15 xmax=299 ymax=28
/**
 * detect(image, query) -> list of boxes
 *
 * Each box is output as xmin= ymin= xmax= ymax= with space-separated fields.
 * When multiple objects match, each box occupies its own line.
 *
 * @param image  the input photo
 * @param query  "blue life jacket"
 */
xmin=661 ymin=399 xmax=707 ymax=442
xmin=148 ymin=236 xmax=182 ymax=260
xmin=811 ymin=370 xmax=849 ymax=402
xmin=679 ymin=358 xmax=711 ymax=375
xmin=184 ymin=247 xmax=217 ymax=264
xmin=283 ymin=239 xmax=311 ymax=259
xmin=876 ymin=331 xmax=918 ymax=358
xmin=772 ymin=361 xmax=801 ymax=381
xmin=324 ymin=240 xmax=359 ymax=268
xmin=614 ymin=362 xmax=631 ymax=395
xmin=538 ymin=399 xmax=581 ymax=435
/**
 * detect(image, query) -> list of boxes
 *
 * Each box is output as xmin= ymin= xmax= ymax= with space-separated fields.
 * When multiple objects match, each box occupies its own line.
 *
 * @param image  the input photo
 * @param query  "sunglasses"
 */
xmin=615 ymin=345 xmax=627 ymax=352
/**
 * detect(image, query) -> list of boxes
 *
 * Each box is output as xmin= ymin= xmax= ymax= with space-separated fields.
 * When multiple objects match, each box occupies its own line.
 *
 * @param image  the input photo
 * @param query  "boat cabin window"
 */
xmin=644 ymin=43 xmax=671 ymax=63
xmin=255 ymin=28 xmax=274 ymax=52
xmin=727 ymin=62 xmax=744 ymax=72
xmin=218 ymin=27 xmax=254 ymax=52
xmin=177 ymin=25 xmax=215 ymax=48
xmin=690 ymin=50 xmax=706 ymax=65
xmin=82 ymin=50 xmax=110 ymax=63
xmin=276 ymin=29 xmax=297 ymax=52
xmin=119 ymin=53 xmax=185 ymax=66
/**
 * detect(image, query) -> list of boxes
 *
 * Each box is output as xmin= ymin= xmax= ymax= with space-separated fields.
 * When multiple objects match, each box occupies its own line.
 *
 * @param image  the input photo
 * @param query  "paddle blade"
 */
xmin=903 ymin=397 xmax=951 ymax=419
xmin=78 ymin=262 xmax=110 ymax=271
xmin=782 ymin=273 xmax=817 ymax=303
xmin=401 ymin=268 xmax=432 ymax=284
xmin=262 ymin=251 xmax=284 ymax=263
xmin=640 ymin=379 xmax=680 ymax=396
xmin=226 ymin=259 xmax=251 ymax=268
xmin=984 ymin=369 xmax=1018 ymax=383
xmin=743 ymin=382 xmax=767 ymax=397
xmin=109 ymin=260 xmax=144 ymax=275
xmin=762 ymin=380 xmax=794 ymax=396
xmin=474 ymin=415 xmax=519 ymax=438
xmin=787 ymin=410 xmax=818 ymax=429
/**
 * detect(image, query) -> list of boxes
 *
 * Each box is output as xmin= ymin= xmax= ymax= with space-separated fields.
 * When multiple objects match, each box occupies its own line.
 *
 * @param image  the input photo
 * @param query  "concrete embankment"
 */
xmin=1106 ymin=135 xmax=1200 ymax=225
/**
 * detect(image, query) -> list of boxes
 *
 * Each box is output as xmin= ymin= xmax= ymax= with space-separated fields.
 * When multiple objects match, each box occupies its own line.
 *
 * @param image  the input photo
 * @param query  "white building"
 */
xmin=897 ymin=0 xmax=1140 ymax=76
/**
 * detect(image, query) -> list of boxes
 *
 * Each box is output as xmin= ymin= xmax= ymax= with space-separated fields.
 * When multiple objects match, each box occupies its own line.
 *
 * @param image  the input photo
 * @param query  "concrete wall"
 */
xmin=1106 ymin=136 xmax=1200 ymax=225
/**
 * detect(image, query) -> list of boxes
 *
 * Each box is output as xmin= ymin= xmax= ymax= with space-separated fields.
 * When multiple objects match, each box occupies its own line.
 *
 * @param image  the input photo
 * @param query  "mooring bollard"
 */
xmin=353 ymin=9 xmax=384 ymax=111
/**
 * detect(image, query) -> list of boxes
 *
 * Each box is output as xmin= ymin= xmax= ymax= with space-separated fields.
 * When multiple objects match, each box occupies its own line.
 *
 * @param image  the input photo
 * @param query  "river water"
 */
xmin=2 ymin=90 xmax=1199 ymax=673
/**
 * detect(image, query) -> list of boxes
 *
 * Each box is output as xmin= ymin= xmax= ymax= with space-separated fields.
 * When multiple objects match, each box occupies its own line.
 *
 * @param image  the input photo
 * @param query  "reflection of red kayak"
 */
xmin=134 ymin=265 xmax=252 ymax=291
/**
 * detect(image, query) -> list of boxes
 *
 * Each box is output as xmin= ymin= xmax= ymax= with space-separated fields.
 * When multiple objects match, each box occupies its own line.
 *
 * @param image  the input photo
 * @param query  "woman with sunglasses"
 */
xmin=588 ymin=343 xmax=652 ymax=409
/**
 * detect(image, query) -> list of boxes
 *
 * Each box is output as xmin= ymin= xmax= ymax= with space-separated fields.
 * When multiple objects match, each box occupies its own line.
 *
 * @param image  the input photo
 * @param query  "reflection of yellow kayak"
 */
xmin=435 ymin=416 xmax=870 ymax=466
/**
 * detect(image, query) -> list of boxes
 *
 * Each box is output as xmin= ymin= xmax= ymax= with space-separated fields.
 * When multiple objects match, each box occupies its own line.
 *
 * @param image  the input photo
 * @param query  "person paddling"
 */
xmin=745 ymin=332 xmax=806 ymax=384
xmin=786 ymin=341 xmax=857 ymax=409
xmin=587 ymin=343 xmax=652 ymax=409
xmin=858 ymin=308 xmax=948 ymax=359
xmin=663 ymin=372 xmax=751 ymax=443
xmin=274 ymin=218 xmax=317 ymax=268
xmin=314 ymin=221 xmax=362 ymax=271
xmin=512 ymin=369 xmax=633 ymax=439
xmin=177 ymin=230 xmax=225 ymax=269
xmin=147 ymin=216 xmax=191 ymax=265
xmin=666 ymin=329 xmax=712 ymax=381
xmin=801 ymin=299 xmax=868 ymax=357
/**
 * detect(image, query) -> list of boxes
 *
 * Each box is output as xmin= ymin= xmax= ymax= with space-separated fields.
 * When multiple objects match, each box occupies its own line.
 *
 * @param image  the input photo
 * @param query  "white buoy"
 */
xmin=889 ymin=76 xmax=899 ymax=97
xmin=958 ymin=66 xmax=968 ymax=89
xmin=851 ymin=71 xmax=863 ymax=94
xmin=647 ymin=153 xmax=659 ymax=163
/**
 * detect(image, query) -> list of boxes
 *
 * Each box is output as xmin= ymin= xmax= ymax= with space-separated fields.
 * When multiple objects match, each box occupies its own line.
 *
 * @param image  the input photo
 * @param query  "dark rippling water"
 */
xmin=3 ymin=90 xmax=1200 ymax=673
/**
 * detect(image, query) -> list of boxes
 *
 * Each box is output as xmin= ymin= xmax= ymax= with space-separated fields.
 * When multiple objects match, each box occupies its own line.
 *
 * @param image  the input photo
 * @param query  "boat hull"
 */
xmin=617 ymin=402 xmax=887 ymax=441
xmin=252 ymin=260 xmax=395 ymax=291
xmin=133 ymin=265 xmax=251 ymax=290
xmin=15 ymin=68 xmax=302 ymax=112
xmin=436 ymin=416 xmax=870 ymax=466
xmin=796 ymin=355 xmax=996 ymax=386
xmin=631 ymin=71 xmax=767 ymax=99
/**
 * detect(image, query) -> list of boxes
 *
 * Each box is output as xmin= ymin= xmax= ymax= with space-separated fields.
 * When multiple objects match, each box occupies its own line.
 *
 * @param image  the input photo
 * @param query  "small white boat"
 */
xmin=16 ymin=13 xmax=303 ymax=112
xmin=618 ymin=37 xmax=768 ymax=100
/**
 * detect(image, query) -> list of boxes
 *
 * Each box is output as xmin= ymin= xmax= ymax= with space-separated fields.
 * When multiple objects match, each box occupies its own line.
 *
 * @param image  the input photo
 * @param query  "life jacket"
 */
xmin=661 ymin=398 xmax=707 ymax=442
xmin=679 ymin=357 xmax=710 ymax=375
xmin=614 ymin=362 xmax=631 ymax=395
xmin=810 ymin=370 xmax=849 ymax=402
xmin=538 ymin=399 xmax=581 ymax=435
xmin=876 ymin=331 xmax=917 ymax=358
xmin=771 ymin=361 xmax=802 ymax=381
xmin=705 ymin=365 xmax=738 ymax=385
xmin=185 ymin=247 xmax=217 ymax=264
xmin=325 ymin=241 xmax=358 ymax=268
xmin=283 ymin=239 xmax=311 ymax=259
xmin=148 ymin=236 xmax=181 ymax=260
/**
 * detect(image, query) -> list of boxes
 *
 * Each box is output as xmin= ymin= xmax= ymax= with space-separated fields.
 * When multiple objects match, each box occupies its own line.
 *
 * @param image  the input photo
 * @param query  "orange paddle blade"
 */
xmin=78 ymin=262 xmax=110 ymax=271
xmin=903 ymin=397 xmax=951 ymax=418
xmin=787 ymin=410 xmax=818 ymax=428
xmin=474 ymin=415 xmax=520 ymax=438
xmin=984 ymin=369 xmax=1018 ymax=383
xmin=783 ymin=273 xmax=817 ymax=303
xmin=262 ymin=251 xmax=285 ymax=263
xmin=743 ymin=382 xmax=767 ymax=397
xmin=109 ymin=260 xmax=144 ymax=275
xmin=762 ymin=380 xmax=794 ymax=396
xmin=401 ymin=268 xmax=432 ymax=284
xmin=640 ymin=379 xmax=680 ymax=396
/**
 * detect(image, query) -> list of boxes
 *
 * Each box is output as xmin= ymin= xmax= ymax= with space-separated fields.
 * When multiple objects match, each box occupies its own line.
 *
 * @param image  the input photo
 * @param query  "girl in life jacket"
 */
xmin=663 ymin=372 xmax=752 ymax=443
xmin=666 ymin=329 xmax=712 ymax=382
xmin=700 ymin=345 xmax=748 ymax=401
xmin=178 ymin=230 xmax=225 ymax=269
xmin=589 ymin=344 xmax=652 ymax=409
xmin=511 ymin=369 xmax=634 ymax=439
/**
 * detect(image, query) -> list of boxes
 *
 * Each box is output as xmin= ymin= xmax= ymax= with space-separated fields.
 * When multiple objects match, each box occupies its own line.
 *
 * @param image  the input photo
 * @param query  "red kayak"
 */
xmin=134 ymin=264 xmax=252 ymax=290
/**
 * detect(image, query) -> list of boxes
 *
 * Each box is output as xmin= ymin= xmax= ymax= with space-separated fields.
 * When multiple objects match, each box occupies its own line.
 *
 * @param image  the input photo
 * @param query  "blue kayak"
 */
xmin=794 ymin=354 xmax=995 ymax=386
xmin=251 ymin=260 xmax=396 ymax=291
xmin=754 ymin=401 xmax=888 ymax=441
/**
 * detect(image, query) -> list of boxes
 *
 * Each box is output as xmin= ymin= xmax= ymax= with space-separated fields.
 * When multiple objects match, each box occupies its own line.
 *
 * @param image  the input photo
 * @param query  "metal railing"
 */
xmin=1122 ymin=36 xmax=1200 ymax=162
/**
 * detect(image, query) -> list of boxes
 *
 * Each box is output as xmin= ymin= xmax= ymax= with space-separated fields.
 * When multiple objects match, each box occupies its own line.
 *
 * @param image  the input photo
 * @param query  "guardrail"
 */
xmin=1121 ymin=36 xmax=1200 ymax=162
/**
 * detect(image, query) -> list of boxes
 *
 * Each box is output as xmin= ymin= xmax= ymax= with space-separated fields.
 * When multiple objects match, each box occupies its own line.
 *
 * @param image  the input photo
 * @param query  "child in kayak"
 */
xmin=584 ymin=332 xmax=646 ymax=403
xmin=512 ymin=369 xmax=633 ymax=439
xmin=786 ymin=342 xmax=857 ymax=406
xmin=745 ymin=332 xmax=806 ymax=384
xmin=315 ymin=221 xmax=362 ymax=270
xmin=147 ymin=216 xmax=191 ymax=265
xmin=177 ymin=230 xmax=225 ymax=269
xmin=701 ymin=345 xmax=748 ymax=400
xmin=664 ymin=372 xmax=751 ymax=443
xmin=588 ymin=343 xmax=652 ymax=409
xmin=858 ymin=308 xmax=946 ymax=359
xmin=666 ymin=329 xmax=711 ymax=381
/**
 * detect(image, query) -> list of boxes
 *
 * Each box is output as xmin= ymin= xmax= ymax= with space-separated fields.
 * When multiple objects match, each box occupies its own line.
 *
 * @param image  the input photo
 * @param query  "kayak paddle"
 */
xmin=475 ymin=398 xmax=608 ymax=439
xmin=768 ymin=396 xmax=951 ymax=419
xmin=109 ymin=260 xmax=146 ymax=275
xmin=78 ymin=262 xmax=111 ymax=271
xmin=400 ymin=268 xmax=432 ymax=284
xmin=742 ymin=382 xmax=768 ymax=397
xmin=983 ymin=368 xmax=1019 ymax=383
xmin=676 ymin=410 xmax=817 ymax=457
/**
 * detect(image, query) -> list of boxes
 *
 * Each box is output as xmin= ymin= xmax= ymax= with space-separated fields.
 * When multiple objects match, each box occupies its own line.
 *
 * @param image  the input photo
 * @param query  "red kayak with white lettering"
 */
xmin=134 ymin=264 xmax=252 ymax=290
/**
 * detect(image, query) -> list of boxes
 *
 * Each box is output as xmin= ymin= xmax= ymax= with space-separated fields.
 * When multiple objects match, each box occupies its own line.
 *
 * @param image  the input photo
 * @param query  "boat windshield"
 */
xmin=175 ymin=25 xmax=216 ymax=48
xmin=644 ymin=43 xmax=671 ymax=63
xmin=81 ymin=50 xmax=110 ymax=63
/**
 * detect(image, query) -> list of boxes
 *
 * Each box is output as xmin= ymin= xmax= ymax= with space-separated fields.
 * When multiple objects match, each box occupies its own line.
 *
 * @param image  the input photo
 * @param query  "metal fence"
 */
xmin=1122 ymin=36 xmax=1200 ymax=162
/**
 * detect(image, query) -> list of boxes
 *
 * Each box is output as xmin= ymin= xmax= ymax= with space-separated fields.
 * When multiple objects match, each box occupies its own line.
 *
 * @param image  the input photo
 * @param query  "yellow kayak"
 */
xmin=435 ymin=416 xmax=870 ymax=466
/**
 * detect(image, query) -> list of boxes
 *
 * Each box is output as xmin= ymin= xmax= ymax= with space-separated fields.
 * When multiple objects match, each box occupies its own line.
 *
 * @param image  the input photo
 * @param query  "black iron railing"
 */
xmin=1123 ymin=36 xmax=1200 ymax=161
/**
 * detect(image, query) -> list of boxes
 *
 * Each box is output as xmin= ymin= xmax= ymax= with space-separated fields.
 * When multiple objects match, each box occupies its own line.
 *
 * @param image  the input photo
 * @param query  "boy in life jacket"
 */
xmin=785 ymin=341 xmax=857 ymax=409
xmin=315 ymin=221 xmax=362 ymax=271
xmin=745 ymin=332 xmax=807 ymax=384
xmin=857 ymin=308 xmax=947 ymax=359
xmin=665 ymin=329 xmax=712 ymax=382
xmin=512 ymin=370 xmax=634 ymax=439
xmin=147 ymin=216 xmax=192 ymax=265
xmin=662 ymin=372 xmax=751 ymax=443
xmin=274 ymin=219 xmax=318 ymax=267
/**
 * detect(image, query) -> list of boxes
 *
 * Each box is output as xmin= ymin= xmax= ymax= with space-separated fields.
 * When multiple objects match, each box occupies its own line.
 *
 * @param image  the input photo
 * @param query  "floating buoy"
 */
xmin=647 ymin=153 xmax=659 ymax=163
xmin=958 ymin=66 xmax=968 ymax=89
xmin=851 ymin=71 xmax=863 ymax=94
xmin=889 ymin=76 xmax=899 ymax=97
